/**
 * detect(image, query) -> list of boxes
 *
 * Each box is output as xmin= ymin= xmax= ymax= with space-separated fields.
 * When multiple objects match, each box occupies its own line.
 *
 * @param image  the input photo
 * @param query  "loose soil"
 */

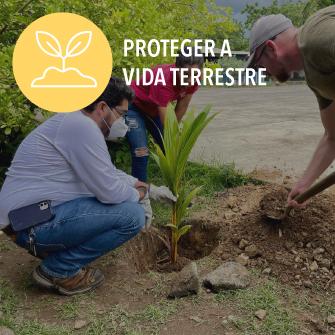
xmin=1 ymin=180 xmax=335 ymax=334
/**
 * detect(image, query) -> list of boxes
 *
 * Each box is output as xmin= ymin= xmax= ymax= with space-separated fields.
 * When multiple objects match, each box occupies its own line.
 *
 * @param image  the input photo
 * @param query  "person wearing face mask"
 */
xmin=0 ymin=77 xmax=175 ymax=296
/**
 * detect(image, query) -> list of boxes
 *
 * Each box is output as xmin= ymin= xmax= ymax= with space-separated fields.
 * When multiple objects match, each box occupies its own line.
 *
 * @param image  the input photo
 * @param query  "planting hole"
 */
xmin=178 ymin=219 xmax=220 ymax=260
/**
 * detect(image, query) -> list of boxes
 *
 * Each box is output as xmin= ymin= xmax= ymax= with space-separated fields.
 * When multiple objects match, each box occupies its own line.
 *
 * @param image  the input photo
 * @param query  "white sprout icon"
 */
xmin=31 ymin=31 xmax=97 ymax=88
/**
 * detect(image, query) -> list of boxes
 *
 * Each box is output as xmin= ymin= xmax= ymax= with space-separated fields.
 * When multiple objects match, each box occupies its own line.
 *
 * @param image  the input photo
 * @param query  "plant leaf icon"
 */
xmin=36 ymin=31 xmax=62 ymax=58
xmin=65 ymin=31 xmax=92 ymax=58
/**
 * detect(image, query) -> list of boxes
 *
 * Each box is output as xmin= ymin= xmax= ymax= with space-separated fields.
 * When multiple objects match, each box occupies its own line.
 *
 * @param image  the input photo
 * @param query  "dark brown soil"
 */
xmin=123 ymin=221 xmax=220 ymax=273
xmin=204 ymin=184 xmax=335 ymax=290
xmin=1 ymin=180 xmax=335 ymax=334
xmin=259 ymin=186 xmax=288 ymax=218
xmin=121 ymin=183 xmax=335 ymax=290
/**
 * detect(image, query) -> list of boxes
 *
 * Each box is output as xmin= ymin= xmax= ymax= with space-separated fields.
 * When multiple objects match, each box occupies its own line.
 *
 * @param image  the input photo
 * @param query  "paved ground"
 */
xmin=190 ymin=84 xmax=334 ymax=180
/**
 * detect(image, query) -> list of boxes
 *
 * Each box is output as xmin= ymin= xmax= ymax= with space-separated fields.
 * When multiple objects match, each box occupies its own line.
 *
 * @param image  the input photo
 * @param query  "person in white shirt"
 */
xmin=0 ymin=77 xmax=175 ymax=296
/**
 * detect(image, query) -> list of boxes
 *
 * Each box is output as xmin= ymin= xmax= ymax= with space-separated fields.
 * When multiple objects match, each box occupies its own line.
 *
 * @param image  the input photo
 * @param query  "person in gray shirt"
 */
xmin=0 ymin=77 xmax=175 ymax=296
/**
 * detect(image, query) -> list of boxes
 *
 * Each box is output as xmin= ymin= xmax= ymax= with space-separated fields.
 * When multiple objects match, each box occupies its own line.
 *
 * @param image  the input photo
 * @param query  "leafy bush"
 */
xmin=0 ymin=0 xmax=238 ymax=185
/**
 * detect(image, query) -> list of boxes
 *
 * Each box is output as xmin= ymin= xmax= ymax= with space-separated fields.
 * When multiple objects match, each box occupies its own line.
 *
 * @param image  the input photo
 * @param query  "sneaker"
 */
xmin=33 ymin=266 xmax=105 ymax=296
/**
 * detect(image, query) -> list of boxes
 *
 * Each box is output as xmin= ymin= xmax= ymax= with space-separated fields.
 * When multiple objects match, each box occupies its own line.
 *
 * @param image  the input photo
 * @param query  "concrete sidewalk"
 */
xmin=190 ymin=85 xmax=334 ymax=179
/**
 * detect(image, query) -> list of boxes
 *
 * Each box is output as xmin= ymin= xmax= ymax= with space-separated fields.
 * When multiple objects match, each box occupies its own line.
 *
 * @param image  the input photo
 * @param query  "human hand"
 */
xmin=135 ymin=181 xmax=149 ymax=201
xmin=139 ymin=195 xmax=152 ymax=229
xmin=287 ymin=181 xmax=310 ymax=209
xmin=148 ymin=184 xmax=177 ymax=204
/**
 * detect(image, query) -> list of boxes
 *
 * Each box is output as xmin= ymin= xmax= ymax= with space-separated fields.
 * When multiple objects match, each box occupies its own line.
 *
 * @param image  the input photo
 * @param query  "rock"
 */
xmin=244 ymin=244 xmax=261 ymax=258
xmin=74 ymin=320 xmax=87 ymax=330
xmin=319 ymin=258 xmax=331 ymax=269
xmin=203 ymin=261 xmax=250 ymax=292
xmin=239 ymin=239 xmax=249 ymax=249
xmin=327 ymin=315 xmax=335 ymax=325
xmin=310 ymin=261 xmax=319 ymax=272
xmin=189 ymin=316 xmax=203 ymax=323
xmin=313 ymin=247 xmax=325 ymax=255
xmin=262 ymin=268 xmax=272 ymax=275
xmin=0 ymin=327 xmax=15 ymax=335
xmin=221 ymin=319 xmax=228 ymax=325
xmin=255 ymin=309 xmax=267 ymax=320
xmin=306 ymin=242 xmax=312 ymax=248
xmin=168 ymin=262 xmax=199 ymax=298
xmin=303 ymin=280 xmax=313 ymax=289
xmin=235 ymin=253 xmax=249 ymax=266
xmin=295 ymin=256 xmax=302 ymax=263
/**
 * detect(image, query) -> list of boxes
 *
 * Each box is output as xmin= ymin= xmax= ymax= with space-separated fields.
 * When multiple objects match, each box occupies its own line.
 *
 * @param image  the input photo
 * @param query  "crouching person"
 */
xmin=0 ymin=77 xmax=174 ymax=296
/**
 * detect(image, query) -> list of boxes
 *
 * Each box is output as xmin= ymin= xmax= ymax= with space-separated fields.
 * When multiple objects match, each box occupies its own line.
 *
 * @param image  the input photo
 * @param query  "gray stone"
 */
xmin=203 ymin=261 xmax=250 ymax=292
xmin=239 ymin=239 xmax=249 ymax=250
xmin=244 ymin=244 xmax=261 ymax=258
xmin=310 ymin=261 xmax=319 ymax=272
xmin=319 ymin=258 xmax=331 ymax=269
xmin=168 ymin=262 xmax=199 ymax=298
xmin=313 ymin=247 xmax=325 ymax=255
xmin=74 ymin=320 xmax=87 ymax=330
xmin=327 ymin=315 xmax=335 ymax=326
xmin=235 ymin=253 xmax=249 ymax=266
xmin=262 ymin=268 xmax=272 ymax=275
xmin=303 ymin=280 xmax=313 ymax=289
xmin=0 ymin=327 xmax=15 ymax=335
xmin=189 ymin=316 xmax=203 ymax=323
xmin=255 ymin=309 xmax=267 ymax=320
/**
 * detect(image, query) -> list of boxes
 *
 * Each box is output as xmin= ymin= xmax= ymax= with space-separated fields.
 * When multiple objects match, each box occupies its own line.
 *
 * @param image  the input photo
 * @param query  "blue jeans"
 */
xmin=125 ymin=104 xmax=164 ymax=182
xmin=15 ymin=197 xmax=145 ymax=278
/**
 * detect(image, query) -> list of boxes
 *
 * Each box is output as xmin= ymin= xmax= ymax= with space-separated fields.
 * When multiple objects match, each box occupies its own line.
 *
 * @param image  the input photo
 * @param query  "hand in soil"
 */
xmin=287 ymin=183 xmax=309 ymax=209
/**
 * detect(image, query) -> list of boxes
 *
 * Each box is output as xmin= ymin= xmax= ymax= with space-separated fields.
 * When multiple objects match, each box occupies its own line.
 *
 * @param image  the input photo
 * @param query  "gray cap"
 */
xmin=246 ymin=14 xmax=293 ymax=68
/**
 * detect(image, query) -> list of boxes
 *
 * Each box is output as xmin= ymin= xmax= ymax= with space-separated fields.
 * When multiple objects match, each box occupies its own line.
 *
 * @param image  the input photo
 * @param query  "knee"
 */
xmin=126 ymin=203 xmax=145 ymax=232
xmin=134 ymin=147 xmax=149 ymax=159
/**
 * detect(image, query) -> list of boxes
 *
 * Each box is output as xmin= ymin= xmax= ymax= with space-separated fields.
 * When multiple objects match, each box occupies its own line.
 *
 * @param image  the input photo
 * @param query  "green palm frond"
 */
xmin=151 ymin=104 xmax=217 ymax=263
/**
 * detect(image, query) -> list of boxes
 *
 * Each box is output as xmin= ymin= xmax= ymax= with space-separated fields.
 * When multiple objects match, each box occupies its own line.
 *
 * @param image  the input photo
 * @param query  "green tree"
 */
xmin=302 ymin=0 xmax=335 ymax=20
xmin=243 ymin=0 xmax=306 ymax=29
xmin=243 ymin=0 xmax=335 ymax=30
xmin=0 ymin=0 xmax=240 ymax=183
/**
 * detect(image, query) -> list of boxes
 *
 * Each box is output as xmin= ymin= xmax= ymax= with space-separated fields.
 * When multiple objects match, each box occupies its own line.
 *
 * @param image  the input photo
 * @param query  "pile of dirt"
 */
xmin=208 ymin=184 xmax=335 ymax=290
xmin=259 ymin=187 xmax=288 ymax=218
xmin=122 ymin=182 xmax=335 ymax=290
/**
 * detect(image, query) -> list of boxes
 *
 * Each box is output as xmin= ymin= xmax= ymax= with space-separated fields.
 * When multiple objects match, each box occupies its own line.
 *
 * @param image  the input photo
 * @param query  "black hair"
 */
xmin=175 ymin=46 xmax=204 ymax=68
xmin=83 ymin=77 xmax=134 ymax=112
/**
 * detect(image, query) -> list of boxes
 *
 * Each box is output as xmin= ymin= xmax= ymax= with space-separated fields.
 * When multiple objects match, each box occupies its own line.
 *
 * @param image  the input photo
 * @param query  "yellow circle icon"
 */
xmin=12 ymin=13 xmax=113 ymax=113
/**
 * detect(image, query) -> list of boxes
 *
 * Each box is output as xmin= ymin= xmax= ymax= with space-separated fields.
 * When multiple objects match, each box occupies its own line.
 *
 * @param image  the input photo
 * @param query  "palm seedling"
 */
xmin=152 ymin=105 xmax=217 ymax=263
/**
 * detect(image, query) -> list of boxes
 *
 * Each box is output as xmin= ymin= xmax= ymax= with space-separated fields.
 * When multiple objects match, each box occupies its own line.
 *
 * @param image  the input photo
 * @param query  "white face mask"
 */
xmin=103 ymin=112 xmax=128 ymax=140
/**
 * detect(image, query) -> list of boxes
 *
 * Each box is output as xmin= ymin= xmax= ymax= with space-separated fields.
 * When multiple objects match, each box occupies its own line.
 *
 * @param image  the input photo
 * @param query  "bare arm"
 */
xmin=175 ymin=94 xmax=193 ymax=122
xmin=288 ymin=101 xmax=335 ymax=204
xmin=158 ymin=106 xmax=168 ymax=125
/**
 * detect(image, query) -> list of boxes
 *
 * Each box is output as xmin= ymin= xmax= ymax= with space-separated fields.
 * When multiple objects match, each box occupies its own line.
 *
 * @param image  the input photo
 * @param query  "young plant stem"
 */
xmin=171 ymin=203 xmax=178 ymax=263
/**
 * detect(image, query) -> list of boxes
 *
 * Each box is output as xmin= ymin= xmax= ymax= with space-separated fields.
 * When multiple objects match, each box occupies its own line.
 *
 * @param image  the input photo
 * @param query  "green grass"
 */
xmin=0 ymin=279 xmax=71 ymax=335
xmin=109 ymin=140 xmax=260 ymax=198
xmin=83 ymin=300 xmax=178 ymax=335
xmin=56 ymin=298 xmax=80 ymax=320
xmin=215 ymin=279 xmax=297 ymax=335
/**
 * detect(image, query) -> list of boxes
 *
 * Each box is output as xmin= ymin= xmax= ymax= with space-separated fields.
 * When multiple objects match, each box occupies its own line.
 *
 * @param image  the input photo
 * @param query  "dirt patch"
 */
xmin=198 ymin=184 xmax=335 ymax=290
xmin=259 ymin=186 xmax=288 ymax=218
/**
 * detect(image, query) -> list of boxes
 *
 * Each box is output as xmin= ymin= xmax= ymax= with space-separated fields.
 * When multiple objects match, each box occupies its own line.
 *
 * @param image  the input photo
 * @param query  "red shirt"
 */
xmin=131 ymin=64 xmax=199 ymax=118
